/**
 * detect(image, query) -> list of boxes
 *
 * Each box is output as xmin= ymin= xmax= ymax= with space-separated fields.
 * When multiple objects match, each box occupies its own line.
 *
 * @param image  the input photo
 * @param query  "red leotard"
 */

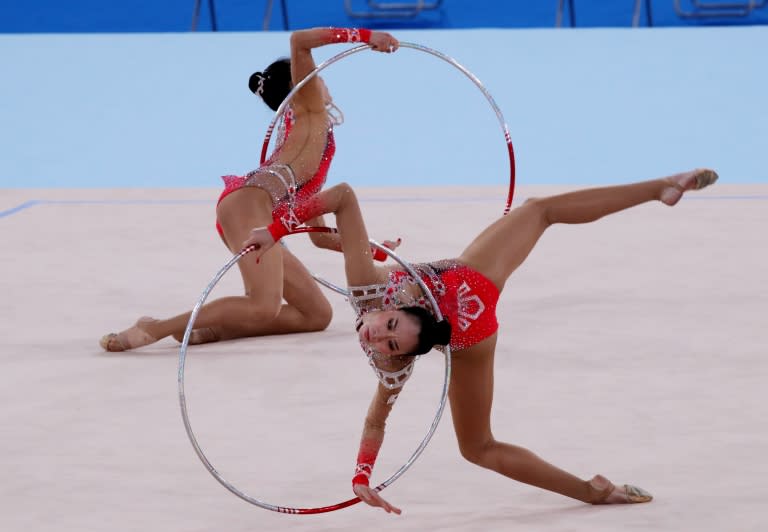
xmin=423 ymin=262 xmax=499 ymax=350
xmin=214 ymin=109 xmax=336 ymax=238
xmin=351 ymin=259 xmax=500 ymax=352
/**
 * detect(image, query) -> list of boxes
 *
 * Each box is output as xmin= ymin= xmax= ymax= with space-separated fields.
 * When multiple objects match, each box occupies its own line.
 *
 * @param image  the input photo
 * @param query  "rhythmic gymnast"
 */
xmin=100 ymin=27 xmax=400 ymax=351
xmin=242 ymin=168 xmax=719 ymax=513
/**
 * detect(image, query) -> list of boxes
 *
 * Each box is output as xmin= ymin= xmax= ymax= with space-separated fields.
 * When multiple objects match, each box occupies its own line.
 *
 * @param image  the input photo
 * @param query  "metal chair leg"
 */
xmin=556 ymin=0 xmax=575 ymax=27
xmin=208 ymin=0 xmax=218 ymax=31
xmin=632 ymin=0 xmax=654 ymax=27
xmin=262 ymin=0 xmax=289 ymax=32
xmin=191 ymin=0 xmax=217 ymax=31
xmin=191 ymin=0 xmax=201 ymax=31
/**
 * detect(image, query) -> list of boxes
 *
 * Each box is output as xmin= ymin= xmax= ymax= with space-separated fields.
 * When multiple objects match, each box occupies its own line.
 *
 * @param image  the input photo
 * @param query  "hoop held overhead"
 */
xmin=261 ymin=41 xmax=516 ymax=214
xmin=264 ymin=41 xmax=517 ymax=296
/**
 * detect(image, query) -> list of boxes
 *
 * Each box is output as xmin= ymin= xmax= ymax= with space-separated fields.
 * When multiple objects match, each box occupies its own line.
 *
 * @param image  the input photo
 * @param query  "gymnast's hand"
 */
xmin=242 ymin=227 xmax=276 ymax=256
xmin=353 ymin=484 xmax=402 ymax=515
xmin=369 ymin=31 xmax=400 ymax=53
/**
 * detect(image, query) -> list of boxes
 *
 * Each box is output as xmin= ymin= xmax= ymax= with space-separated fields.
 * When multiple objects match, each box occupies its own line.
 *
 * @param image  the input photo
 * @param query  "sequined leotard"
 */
xmin=215 ymin=108 xmax=336 ymax=237
xmin=348 ymin=259 xmax=500 ymax=389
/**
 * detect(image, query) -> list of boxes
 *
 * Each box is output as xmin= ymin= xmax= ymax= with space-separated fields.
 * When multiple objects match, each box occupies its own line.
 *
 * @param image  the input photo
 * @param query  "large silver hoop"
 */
xmin=261 ymin=41 xmax=516 ymax=214
xmin=178 ymin=239 xmax=451 ymax=514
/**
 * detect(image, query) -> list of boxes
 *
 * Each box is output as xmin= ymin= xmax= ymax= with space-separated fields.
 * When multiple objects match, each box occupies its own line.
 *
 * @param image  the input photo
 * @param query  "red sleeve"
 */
xmin=352 ymin=437 xmax=382 ymax=487
xmin=323 ymin=27 xmax=372 ymax=44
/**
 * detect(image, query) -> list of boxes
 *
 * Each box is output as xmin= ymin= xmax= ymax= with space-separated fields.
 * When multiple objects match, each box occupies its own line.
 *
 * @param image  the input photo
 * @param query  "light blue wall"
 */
xmin=1 ymin=27 xmax=764 ymax=188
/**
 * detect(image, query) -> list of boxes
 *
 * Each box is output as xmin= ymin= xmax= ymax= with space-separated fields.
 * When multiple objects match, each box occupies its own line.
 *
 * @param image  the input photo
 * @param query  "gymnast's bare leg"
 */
xmin=100 ymin=187 xmax=330 ymax=351
xmin=447 ymin=169 xmax=717 ymax=503
xmin=173 ymin=246 xmax=332 ymax=344
xmin=460 ymin=168 xmax=718 ymax=290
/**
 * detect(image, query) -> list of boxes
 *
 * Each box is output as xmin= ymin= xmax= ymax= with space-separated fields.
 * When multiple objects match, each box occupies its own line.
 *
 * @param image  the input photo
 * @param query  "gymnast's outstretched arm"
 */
xmin=351 ymin=383 xmax=403 ymax=514
xmin=243 ymin=182 xmax=385 ymax=287
xmin=306 ymin=214 xmax=401 ymax=261
xmin=290 ymin=28 xmax=399 ymax=113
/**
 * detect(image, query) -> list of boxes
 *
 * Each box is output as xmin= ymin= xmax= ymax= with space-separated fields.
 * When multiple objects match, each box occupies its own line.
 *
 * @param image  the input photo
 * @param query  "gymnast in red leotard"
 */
xmin=99 ymin=27 xmax=401 ymax=352
xmin=214 ymin=104 xmax=336 ymax=241
xmin=242 ymin=167 xmax=719 ymax=514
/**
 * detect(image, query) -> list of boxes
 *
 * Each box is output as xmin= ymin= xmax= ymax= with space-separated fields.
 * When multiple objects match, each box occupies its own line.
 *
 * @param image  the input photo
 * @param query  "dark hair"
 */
xmin=248 ymin=58 xmax=292 ymax=111
xmin=401 ymin=306 xmax=452 ymax=355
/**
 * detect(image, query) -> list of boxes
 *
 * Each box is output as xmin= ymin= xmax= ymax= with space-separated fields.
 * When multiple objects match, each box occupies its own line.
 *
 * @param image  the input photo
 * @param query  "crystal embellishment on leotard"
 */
xmin=347 ymin=285 xmax=387 ymax=316
xmin=347 ymin=262 xmax=468 ymax=389
xmin=347 ymin=28 xmax=362 ymax=42
xmin=349 ymin=263 xmax=461 ymax=324
xmin=275 ymin=107 xmax=294 ymax=147
xmin=279 ymin=209 xmax=302 ymax=233
xmin=456 ymin=281 xmax=486 ymax=332
xmin=354 ymin=463 xmax=373 ymax=480
xmin=372 ymin=357 xmax=414 ymax=390
xmin=228 ymin=105 xmax=335 ymax=231
xmin=326 ymin=102 xmax=344 ymax=126
xmin=244 ymin=163 xmax=296 ymax=203
xmin=359 ymin=340 xmax=416 ymax=390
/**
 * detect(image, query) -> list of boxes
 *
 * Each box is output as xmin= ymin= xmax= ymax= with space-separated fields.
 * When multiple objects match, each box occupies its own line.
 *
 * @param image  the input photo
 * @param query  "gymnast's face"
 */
xmin=357 ymin=310 xmax=419 ymax=357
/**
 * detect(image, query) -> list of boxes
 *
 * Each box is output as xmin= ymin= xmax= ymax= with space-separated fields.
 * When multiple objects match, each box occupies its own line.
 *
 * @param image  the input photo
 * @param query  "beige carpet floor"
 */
xmin=1 ymin=184 xmax=766 ymax=531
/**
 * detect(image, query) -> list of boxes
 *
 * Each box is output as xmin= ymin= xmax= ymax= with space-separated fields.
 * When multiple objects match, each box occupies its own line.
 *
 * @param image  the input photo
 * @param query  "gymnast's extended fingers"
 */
xmin=384 ymin=38 xmax=400 ymax=53
xmin=369 ymin=489 xmax=402 ymax=515
xmin=369 ymin=32 xmax=399 ymax=53
xmin=354 ymin=485 xmax=402 ymax=514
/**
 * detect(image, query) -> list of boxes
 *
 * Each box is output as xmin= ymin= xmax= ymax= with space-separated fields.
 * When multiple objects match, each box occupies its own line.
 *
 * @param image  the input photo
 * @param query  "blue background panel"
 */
xmin=1 ymin=0 xmax=767 ymax=33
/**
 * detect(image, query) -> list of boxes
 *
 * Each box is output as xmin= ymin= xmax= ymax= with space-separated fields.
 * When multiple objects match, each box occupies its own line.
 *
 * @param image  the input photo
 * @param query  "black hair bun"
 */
xmin=434 ymin=319 xmax=452 ymax=346
xmin=250 ymin=58 xmax=292 ymax=111
xmin=400 ymin=305 xmax=452 ymax=355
